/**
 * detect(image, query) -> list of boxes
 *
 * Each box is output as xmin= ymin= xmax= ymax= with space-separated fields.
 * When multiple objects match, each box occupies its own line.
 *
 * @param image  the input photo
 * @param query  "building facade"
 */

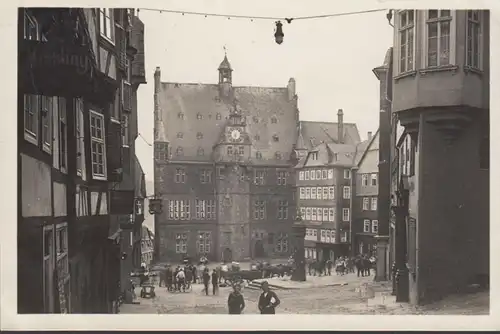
xmin=18 ymin=8 xmax=145 ymax=314
xmin=351 ymin=131 xmax=379 ymax=256
xmin=153 ymin=56 xmax=361 ymax=263
xmin=390 ymin=9 xmax=489 ymax=305
xmin=141 ymin=226 xmax=155 ymax=267
xmin=294 ymin=111 xmax=362 ymax=262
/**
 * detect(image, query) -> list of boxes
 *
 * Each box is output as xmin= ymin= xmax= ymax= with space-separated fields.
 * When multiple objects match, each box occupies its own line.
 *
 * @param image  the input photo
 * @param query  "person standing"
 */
xmin=192 ymin=265 xmax=198 ymax=284
xmin=258 ymin=281 xmax=280 ymax=314
xmin=202 ymin=268 xmax=210 ymax=296
xmin=211 ymin=269 xmax=219 ymax=295
xmin=227 ymin=284 xmax=245 ymax=314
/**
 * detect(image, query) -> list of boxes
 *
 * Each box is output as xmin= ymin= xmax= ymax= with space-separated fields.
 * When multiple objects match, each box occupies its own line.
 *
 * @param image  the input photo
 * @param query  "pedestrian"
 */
xmin=202 ymin=268 xmax=210 ymax=296
xmin=355 ymin=256 xmax=364 ymax=277
xmin=176 ymin=267 xmax=186 ymax=292
xmin=192 ymin=265 xmax=197 ymax=284
xmin=211 ymin=269 xmax=219 ymax=295
xmin=258 ymin=281 xmax=280 ymax=314
xmin=326 ymin=259 xmax=332 ymax=276
xmin=227 ymin=283 xmax=245 ymax=314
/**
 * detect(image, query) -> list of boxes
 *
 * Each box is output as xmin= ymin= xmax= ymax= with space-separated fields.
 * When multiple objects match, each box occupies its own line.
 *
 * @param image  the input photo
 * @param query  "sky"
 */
xmin=134 ymin=0 xmax=394 ymax=186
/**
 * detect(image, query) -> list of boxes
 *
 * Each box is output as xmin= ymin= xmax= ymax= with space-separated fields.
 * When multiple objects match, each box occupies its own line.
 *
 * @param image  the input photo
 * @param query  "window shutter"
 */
xmin=107 ymin=119 xmax=123 ymax=182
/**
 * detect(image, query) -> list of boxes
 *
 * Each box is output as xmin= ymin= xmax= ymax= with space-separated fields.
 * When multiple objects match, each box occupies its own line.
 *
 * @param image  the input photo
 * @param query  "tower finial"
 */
xmin=223 ymin=45 xmax=227 ymax=56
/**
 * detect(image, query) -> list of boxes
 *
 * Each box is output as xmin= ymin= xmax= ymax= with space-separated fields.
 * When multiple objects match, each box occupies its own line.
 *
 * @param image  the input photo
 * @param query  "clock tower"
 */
xmin=214 ymin=102 xmax=251 ymax=163
xmin=214 ymin=102 xmax=253 ymax=262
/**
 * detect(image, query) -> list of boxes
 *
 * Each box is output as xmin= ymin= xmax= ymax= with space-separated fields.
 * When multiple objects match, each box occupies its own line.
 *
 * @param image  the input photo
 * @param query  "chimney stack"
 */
xmin=287 ymin=78 xmax=296 ymax=101
xmin=337 ymin=109 xmax=344 ymax=144
xmin=368 ymin=131 xmax=373 ymax=141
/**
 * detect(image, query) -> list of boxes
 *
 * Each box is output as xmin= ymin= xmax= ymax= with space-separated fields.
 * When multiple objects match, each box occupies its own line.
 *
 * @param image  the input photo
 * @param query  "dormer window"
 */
xmin=177 ymin=132 xmax=183 ymax=138
xmin=333 ymin=153 xmax=338 ymax=161
xmin=311 ymin=152 xmax=319 ymax=160
xmin=197 ymin=132 xmax=203 ymax=140
xmin=178 ymin=112 xmax=185 ymax=120
xmin=176 ymin=147 xmax=183 ymax=156
xmin=197 ymin=113 xmax=203 ymax=120
xmin=216 ymin=113 xmax=222 ymax=120
xmin=272 ymin=134 xmax=279 ymax=142
xmin=271 ymin=116 xmax=278 ymax=124
xmin=197 ymin=147 xmax=205 ymax=156
xmin=254 ymin=134 xmax=260 ymax=141
xmin=256 ymin=151 xmax=262 ymax=159
xmin=253 ymin=116 xmax=259 ymax=123
xmin=275 ymin=152 xmax=282 ymax=160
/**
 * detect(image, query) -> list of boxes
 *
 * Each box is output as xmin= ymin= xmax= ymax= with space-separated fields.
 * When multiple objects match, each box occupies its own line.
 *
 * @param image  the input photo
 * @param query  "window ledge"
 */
xmin=111 ymin=118 xmax=121 ymax=124
xmin=24 ymin=131 xmax=38 ymax=146
xmin=419 ymin=65 xmax=459 ymax=75
xmin=394 ymin=70 xmax=417 ymax=81
xmin=92 ymin=174 xmax=107 ymax=181
xmin=42 ymin=143 xmax=52 ymax=154
xmin=99 ymin=33 xmax=115 ymax=46
xmin=464 ymin=66 xmax=483 ymax=76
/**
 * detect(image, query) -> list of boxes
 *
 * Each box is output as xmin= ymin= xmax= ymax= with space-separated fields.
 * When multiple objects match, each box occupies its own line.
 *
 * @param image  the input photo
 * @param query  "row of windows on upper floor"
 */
xmin=298 ymin=186 xmax=351 ymax=200
xmin=396 ymin=10 xmax=485 ymax=75
xmin=300 ymin=206 xmax=351 ymax=222
xmin=305 ymin=228 xmax=349 ymax=244
xmin=298 ymin=169 xmax=351 ymax=181
xmin=23 ymin=94 xmax=124 ymax=181
xmin=362 ymin=197 xmax=378 ymax=211
xmin=167 ymin=146 xmax=285 ymax=160
xmin=173 ymin=168 xmax=290 ymax=186
xmin=176 ymin=132 xmax=277 ymax=143
xmin=177 ymin=112 xmax=280 ymax=125
xmin=166 ymin=199 xmax=291 ymax=221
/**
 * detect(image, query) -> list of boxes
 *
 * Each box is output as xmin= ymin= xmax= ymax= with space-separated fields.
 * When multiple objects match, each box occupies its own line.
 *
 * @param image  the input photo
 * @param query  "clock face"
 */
xmin=231 ymin=129 xmax=241 ymax=140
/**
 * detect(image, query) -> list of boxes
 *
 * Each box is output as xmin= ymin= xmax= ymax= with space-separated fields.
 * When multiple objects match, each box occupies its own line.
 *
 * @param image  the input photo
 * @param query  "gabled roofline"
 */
xmin=356 ymin=128 xmax=380 ymax=168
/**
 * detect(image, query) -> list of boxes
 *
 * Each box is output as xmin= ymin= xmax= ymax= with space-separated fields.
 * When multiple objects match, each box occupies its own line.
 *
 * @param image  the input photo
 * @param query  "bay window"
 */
xmin=426 ymin=10 xmax=452 ymax=67
xmin=398 ymin=10 xmax=415 ymax=73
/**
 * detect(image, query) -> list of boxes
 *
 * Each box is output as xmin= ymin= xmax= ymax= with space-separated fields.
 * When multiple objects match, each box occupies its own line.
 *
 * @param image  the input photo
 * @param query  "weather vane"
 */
xmin=223 ymin=45 xmax=228 ymax=56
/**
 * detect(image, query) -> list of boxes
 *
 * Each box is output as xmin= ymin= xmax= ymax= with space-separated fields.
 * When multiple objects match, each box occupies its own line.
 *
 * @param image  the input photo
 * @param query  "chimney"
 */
xmin=368 ymin=131 xmax=373 ymax=141
xmin=287 ymin=78 xmax=296 ymax=101
xmin=337 ymin=109 xmax=344 ymax=144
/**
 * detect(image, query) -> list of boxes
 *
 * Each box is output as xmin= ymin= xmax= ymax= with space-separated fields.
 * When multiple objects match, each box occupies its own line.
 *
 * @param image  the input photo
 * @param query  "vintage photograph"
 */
xmin=16 ymin=4 xmax=489 ymax=319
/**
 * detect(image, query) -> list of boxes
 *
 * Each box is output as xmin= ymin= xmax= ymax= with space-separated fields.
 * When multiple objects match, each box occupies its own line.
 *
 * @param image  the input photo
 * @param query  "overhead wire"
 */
xmin=136 ymin=7 xmax=387 ymax=22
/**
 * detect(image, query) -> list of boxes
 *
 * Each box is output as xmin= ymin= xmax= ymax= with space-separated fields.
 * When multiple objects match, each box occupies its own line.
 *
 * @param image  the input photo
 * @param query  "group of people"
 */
xmin=227 ymin=281 xmax=281 ymax=315
xmin=306 ymin=254 xmax=376 ymax=277
xmin=158 ymin=265 xmax=194 ymax=292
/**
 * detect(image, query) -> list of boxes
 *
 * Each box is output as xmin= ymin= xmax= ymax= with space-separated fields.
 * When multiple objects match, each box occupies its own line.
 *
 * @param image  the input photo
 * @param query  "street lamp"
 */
xmin=274 ymin=21 xmax=284 ymax=45
xmin=390 ymin=175 xmax=410 ymax=302
xmin=291 ymin=207 xmax=307 ymax=281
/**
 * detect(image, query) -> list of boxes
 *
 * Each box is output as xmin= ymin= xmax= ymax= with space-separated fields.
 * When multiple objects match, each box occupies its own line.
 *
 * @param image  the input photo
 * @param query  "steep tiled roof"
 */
xmin=157 ymin=82 xmax=298 ymax=164
xmin=294 ymin=141 xmax=359 ymax=168
xmin=356 ymin=129 xmax=379 ymax=173
xmin=131 ymin=16 xmax=146 ymax=82
xmin=299 ymin=121 xmax=360 ymax=149
xmin=134 ymin=155 xmax=146 ymax=198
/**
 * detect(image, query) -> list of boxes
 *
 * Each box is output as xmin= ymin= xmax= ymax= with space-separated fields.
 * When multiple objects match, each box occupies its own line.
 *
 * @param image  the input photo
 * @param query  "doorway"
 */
xmin=223 ymin=248 xmax=233 ymax=262
xmin=254 ymin=240 xmax=265 ymax=258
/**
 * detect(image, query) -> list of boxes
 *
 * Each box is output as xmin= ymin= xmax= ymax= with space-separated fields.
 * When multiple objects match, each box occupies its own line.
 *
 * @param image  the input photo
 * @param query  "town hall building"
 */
xmin=153 ymin=54 xmax=360 ymax=262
